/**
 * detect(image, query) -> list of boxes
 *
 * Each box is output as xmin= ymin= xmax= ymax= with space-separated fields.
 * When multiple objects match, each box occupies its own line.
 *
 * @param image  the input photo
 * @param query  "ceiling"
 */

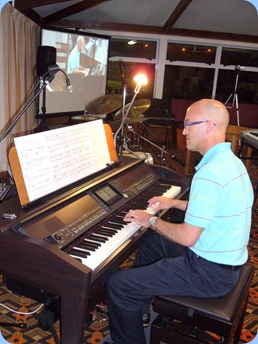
xmin=14 ymin=0 xmax=258 ymax=43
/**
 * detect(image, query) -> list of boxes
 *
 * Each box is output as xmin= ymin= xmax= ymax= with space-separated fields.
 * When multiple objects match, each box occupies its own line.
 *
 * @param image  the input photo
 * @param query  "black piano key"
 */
xmin=75 ymin=258 xmax=82 ymax=262
xmin=103 ymin=223 xmax=122 ymax=230
xmin=133 ymin=201 xmax=146 ymax=208
xmin=113 ymin=218 xmax=127 ymax=225
xmin=83 ymin=239 xmax=101 ymax=247
xmin=78 ymin=243 xmax=96 ymax=251
xmin=100 ymin=226 xmax=118 ymax=234
xmin=69 ymin=249 xmax=90 ymax=258
xmin=107 ymin=221 xmax=125 ymax=228
xmin=115 ymin=214 xmax=125 ymax=219
xmin=97 ymin=229 xmax=116 ymax=237
xmin=89 ymin=234 xmax=108 ymax=243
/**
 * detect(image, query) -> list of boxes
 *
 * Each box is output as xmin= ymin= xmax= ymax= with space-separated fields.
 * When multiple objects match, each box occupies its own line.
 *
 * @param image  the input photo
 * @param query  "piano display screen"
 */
xmin=94 ymin=184 xmax=123 ymax=206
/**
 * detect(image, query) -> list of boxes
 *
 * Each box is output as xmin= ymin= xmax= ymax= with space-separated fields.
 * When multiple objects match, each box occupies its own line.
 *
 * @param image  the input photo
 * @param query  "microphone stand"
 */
xmin=0 ymin=64 xmax=69 ymax=141
xmin=119 ymin=63 xmax=127 ymax=156
xmin=126 ymin=124 xmax=186 ymax=167
xmin=36 ymin=64 xmax=72 ymax=132
xmin=114 ymin=82 xmax=142 ymax=156
xmin=0 ymin=75 xmax=54 ymax=143
xmin=37 ymin=76 xmax=49 ymax=132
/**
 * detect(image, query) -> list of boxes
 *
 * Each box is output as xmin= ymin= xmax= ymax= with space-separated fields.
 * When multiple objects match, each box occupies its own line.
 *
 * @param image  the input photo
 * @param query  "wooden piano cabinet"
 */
xmin=0 ymin=231 xmax=92 ymax=344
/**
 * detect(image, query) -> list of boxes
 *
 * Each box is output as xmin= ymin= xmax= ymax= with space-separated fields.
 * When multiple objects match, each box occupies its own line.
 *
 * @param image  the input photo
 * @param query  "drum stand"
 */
xmin=224 ymin=65 xmax=243 ymax=127
xmin=126 ymin=125 xmax=186 ymax=167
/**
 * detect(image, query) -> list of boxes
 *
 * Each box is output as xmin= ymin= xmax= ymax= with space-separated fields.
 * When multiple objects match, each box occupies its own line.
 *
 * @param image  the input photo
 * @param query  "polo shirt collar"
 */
xmin=195 ymin=142 xmax=231 ymax=171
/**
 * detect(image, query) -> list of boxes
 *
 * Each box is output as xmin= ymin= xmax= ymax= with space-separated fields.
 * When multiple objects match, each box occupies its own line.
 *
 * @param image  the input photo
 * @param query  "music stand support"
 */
xmin=224 ymin=65 xmax=243 ymax=127
xmin=127 ymin=125 xmax=186 ymax=167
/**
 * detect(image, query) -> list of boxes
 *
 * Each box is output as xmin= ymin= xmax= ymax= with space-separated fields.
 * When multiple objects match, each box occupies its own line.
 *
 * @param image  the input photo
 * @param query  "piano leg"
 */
xmin=60 ymin=291 xmax=89 ymax=344
xmin=0 ymin=232 xmax=92 ymax=344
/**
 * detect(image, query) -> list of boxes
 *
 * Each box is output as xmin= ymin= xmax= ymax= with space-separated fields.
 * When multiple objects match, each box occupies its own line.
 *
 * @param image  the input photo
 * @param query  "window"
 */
xmin=107 ymin=38 xmax=156 ymax=99
xmin=107 ymin=61 xmax=155 ymax=99
xmin=221 ymin=47 xmax=258 ymax=68
xmin=109 ymin=38 xmax=157 ymax=59
xmin=163 ymin=65 xmax=215 ymax=100
xmin=216 ymin=69 xmax=258 ymax=104
xmin=167 ymin=43 xmax=216 ymax=64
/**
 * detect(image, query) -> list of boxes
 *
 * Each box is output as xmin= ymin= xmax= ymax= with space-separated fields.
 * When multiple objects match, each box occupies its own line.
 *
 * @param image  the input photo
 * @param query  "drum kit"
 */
xmin=71 ymin=94 xmax=150 ymax=125
xmin=71 ymin=94 xmax=185 ymax=167
xmin=71 ymin=94 xmax=150 ymax=142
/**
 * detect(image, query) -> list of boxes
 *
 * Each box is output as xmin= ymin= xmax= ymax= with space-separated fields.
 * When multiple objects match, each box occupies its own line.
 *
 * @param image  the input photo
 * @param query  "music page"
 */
xmin=14 ymin=120 xmax=111 ymax=202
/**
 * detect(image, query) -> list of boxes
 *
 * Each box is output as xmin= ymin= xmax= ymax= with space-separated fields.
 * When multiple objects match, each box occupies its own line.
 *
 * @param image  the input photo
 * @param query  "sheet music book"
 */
xmin=14 ymin=120 xmax=111 ymax=203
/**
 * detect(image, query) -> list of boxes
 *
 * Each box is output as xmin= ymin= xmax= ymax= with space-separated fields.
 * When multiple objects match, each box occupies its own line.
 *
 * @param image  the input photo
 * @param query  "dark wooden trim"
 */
xmin=48 ymin=19 xmax=258 ymax=44
xmin=42 ymin=0 xmax=110 ymax=25
xmin=163 ymin=0 xmax=193 ymax=34
xmin=15 ymin=0 xmax=70 ymax=10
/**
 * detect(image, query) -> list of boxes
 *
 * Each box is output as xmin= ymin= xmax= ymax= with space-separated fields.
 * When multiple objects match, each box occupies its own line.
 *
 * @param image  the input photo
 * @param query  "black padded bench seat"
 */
xmin=150 ymin=263 xmax=255 ymax=344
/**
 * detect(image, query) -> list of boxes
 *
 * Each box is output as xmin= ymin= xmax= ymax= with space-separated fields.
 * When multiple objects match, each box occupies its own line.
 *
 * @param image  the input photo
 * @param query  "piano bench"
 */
xmin=150 ymin=263 xmax=254 ymax=344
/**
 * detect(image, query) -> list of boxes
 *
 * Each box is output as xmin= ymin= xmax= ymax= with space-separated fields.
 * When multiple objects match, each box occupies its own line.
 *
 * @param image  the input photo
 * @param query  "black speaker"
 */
xmin=36 ymin=46 xmax=56 ymax=77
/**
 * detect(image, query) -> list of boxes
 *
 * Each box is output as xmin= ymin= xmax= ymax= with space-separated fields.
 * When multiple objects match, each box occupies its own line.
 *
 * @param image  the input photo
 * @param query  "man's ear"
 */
xmin=206 ymin=120 xmax=215 ymax=133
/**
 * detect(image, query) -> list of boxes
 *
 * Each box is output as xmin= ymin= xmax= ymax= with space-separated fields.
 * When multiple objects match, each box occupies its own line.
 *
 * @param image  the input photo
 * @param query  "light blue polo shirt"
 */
xmin=67 ymin=47 xmax=80 ymax=74
xmin=185 ymin=142 xmax=254 ymax=265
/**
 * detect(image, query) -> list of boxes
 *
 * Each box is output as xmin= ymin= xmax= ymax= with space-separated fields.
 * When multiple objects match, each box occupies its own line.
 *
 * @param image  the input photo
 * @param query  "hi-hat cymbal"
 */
xmin=114 ymin=99 xmax=151 ymax=119
xmin=86 ymin=94 xmax=123 ymax=115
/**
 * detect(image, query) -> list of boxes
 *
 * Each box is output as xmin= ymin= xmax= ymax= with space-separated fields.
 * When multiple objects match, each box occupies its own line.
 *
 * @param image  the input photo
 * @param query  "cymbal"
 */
xmin=86 ymin=94 xmax=123 ymax=115
xmin=126 ymin=116 xmax=148 ymax=124
xmin=71 ymin=115 xmax=97 ymax=123
xmin=114 ymin=99 xmax=151 ymax=119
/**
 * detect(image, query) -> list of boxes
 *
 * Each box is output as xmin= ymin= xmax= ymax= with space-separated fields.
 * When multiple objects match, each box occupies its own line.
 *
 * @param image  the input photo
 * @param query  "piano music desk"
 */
xmin=184 ymin=125 xmax=251 ymax=176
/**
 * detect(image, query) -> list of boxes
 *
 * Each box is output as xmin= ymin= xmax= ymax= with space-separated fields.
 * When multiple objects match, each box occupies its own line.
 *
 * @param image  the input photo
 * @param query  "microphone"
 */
xmin=63 ymin=72 xmax=73 ymax=93
xmin=171 ymin=154 xmax=186 ymax=167
xmin=47 ymin=64 xmax=73 ymax=93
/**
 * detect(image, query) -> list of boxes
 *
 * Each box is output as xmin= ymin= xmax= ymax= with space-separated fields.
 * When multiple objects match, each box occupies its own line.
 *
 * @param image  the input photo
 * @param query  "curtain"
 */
xmin=0 ymin=3 xmax=39 ymax=171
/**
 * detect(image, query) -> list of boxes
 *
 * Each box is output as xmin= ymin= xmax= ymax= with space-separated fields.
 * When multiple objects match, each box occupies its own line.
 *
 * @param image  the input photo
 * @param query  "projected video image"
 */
xmin=40 ymin=28 xmax=110 ymax=115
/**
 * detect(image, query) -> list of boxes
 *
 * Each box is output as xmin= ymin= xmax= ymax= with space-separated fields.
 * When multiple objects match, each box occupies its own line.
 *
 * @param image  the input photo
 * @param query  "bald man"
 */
xmin=103 ymin=99 xmax=254 ymax=344
xmin=67 ymin=36 xmax=89 ymax=76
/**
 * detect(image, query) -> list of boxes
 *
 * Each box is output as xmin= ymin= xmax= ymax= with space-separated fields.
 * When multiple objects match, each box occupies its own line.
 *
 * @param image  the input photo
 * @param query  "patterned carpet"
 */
xmin=0 ymin=142 xmax=257 ymax=344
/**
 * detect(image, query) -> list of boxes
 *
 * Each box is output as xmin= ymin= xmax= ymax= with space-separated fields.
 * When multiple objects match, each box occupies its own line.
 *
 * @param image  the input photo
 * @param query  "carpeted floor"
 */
xmin=0 ymin=142 xmax=257 ymax=344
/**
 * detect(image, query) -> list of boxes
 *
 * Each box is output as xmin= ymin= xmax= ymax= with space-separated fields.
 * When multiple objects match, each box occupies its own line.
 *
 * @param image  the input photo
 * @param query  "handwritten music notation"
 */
xmin=14 ymin=120 xmax=111 ymax=203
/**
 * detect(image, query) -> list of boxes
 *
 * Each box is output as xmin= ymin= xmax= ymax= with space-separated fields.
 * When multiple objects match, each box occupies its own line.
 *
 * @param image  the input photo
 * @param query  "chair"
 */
xmin=150 ymin=263 xmax=254 ymax=344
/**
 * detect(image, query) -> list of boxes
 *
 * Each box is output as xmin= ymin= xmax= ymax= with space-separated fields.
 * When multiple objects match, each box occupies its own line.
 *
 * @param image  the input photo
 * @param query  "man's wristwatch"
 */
xmin=149 ymin=216 xmax=159 ymax=228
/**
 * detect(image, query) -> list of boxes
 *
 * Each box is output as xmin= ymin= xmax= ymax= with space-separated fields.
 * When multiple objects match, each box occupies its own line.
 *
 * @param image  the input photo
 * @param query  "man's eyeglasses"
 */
xmin=183 ymin=120 xmax=217 ymax=129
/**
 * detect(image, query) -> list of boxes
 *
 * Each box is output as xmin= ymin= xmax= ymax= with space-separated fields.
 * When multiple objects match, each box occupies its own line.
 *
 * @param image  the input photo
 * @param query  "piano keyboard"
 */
xmin=240 ymin=129 xmax=258 ymax=150
xmin=67 ymin=184 xmax=181 ymax=271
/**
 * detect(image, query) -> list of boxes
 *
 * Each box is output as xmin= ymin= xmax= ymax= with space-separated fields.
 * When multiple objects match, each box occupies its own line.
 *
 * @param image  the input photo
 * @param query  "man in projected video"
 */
xmin=67 ymin=36 xmax=90 ymax=76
